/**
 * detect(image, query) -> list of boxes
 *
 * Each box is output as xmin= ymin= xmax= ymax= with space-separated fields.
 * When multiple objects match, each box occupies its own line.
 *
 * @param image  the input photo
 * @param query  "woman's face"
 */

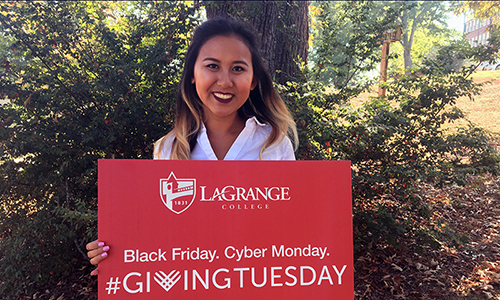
xmin=192 ymin=35 xmax=257 ymax=123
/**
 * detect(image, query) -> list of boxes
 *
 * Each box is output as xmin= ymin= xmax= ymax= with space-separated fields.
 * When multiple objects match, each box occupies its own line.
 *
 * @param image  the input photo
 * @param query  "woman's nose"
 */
xmin=217 ymin=71 xmax=233 ymax=88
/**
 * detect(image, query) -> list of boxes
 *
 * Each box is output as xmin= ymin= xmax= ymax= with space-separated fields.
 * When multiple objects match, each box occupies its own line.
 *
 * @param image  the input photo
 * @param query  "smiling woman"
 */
xmin=153 ymin=17 xmax=298 ymax=161
xmin=192 ymin=35 xmax=258 ymax=144
xmin=87 ymin=17 xmax=299 ymax=275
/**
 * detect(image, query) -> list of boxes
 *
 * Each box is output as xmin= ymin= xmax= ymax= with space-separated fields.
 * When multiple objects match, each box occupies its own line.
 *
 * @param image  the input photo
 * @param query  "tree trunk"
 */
xmin=204 ymin=1 xmax=309 ymax=84
xmin=403 ymin=48 xmax=413 ymax=73
xmin=397 ymin=1 xmax=436 ymax=75
xmin=399 ymin=10 xmax=413 ymax=75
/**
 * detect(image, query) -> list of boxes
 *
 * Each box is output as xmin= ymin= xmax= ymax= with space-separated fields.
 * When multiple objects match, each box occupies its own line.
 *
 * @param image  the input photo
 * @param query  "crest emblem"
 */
xmin=160 ymin=172 xmax=196 ymax=214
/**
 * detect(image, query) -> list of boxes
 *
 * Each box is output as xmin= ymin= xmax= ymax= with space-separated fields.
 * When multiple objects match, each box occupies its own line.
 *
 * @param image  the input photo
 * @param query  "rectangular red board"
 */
xmin=98 ymin=160 xmax=353 ymax=299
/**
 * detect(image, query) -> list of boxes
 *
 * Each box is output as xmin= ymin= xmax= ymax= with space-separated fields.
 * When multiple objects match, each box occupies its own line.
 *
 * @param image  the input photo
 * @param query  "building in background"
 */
xmin=464 ymin=16 xmax=500 ymax=70
xmin=464 ymin=17 xmax=493 ymax=46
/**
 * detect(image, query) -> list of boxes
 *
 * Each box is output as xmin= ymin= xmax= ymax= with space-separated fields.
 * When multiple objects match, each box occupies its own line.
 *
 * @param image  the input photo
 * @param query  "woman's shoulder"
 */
xmin=247 ymin=117 xmax=295 ymax=160
xmin=247 ymin=116 xmax=272 ymax=134
xmin=153 ymin=132 xmax=175 ymax=159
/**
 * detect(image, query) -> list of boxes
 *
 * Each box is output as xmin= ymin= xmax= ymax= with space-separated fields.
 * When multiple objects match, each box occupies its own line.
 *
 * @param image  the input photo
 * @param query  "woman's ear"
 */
xmin=250 ymin=77 xmax=258 ymax=91
xmin=191 ymin=77 xmax=195 ymax=84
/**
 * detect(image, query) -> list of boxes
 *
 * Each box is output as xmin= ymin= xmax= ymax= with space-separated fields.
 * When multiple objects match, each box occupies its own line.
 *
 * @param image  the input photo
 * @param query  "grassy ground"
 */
xmin=352 ymin=70 xmax=500 ymax=135
xmin=462 ymin=71 xmax=500 ymax=134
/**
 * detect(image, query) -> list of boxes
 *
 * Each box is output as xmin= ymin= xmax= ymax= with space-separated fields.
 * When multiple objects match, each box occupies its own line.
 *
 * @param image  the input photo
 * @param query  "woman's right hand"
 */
xmin=86 ymin=240 xmax=110 ymax=276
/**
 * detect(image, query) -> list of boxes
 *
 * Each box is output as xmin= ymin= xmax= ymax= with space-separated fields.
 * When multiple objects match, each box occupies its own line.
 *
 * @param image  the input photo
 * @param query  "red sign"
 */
xmin=98 ymin=160 xmax=353 ymax=299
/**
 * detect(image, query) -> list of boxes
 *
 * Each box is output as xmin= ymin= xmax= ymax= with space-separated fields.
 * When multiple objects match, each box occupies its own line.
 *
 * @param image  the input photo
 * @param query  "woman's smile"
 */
xmin=213 ymin=92 xmax=234 ymax=103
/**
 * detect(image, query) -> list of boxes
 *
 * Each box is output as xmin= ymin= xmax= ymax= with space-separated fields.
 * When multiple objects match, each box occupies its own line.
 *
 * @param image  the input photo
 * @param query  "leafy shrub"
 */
xmin=0 ymin=1 xmax=199 ymax=297
xmin=282 ymin=8 xmax=500 ymax=252
xmin=284 ymin=49 xmax=500 ymax=252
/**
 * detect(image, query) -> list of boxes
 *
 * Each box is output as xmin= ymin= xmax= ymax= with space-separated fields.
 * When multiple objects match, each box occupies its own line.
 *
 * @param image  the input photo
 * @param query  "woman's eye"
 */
xmin=206 ymin=64 xmax=218 ymax=69
xmin=233 ymin=66 xmax=245 ymax=72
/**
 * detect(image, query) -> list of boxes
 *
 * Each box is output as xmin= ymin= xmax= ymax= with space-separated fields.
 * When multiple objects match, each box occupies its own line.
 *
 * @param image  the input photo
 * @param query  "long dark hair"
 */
xmin=155 ymin=17 xmax=297 ymax=159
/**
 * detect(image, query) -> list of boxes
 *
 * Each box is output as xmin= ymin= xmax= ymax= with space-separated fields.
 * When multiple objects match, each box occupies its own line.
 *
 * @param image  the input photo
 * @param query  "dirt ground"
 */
xmin=352 ymin=69 xmax=500 ymax=298
xmin=458 ymin=72 xmax=500 ymax=134
xmin=355 ymin=170 xmax=500 ymax=299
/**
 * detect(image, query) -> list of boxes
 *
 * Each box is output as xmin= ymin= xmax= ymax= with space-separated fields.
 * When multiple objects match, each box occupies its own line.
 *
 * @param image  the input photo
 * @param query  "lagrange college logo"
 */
xmin=160 ymin=172 xmax=291 ymax=213
xmin=160 ymin=172 xmax=196 ymax=214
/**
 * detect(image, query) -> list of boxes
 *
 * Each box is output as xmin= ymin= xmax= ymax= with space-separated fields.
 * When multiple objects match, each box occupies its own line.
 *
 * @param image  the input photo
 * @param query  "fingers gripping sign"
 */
xmin=86 ymin=240 xmax=110 ymax=275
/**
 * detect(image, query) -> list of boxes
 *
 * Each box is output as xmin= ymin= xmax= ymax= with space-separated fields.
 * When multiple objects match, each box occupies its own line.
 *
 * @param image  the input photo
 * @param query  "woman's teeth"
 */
xmin=214 ymin=93 xmax=232 ymax=99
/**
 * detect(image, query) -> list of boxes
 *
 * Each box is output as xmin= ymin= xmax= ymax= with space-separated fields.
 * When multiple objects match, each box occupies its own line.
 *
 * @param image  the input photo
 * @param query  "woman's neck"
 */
xmin=204 ymin=114 xmax=246 ymax=160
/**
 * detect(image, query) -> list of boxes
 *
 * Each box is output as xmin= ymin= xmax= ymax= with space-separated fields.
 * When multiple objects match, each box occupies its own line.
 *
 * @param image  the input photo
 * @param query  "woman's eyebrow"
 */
xmin=202 ymin=57 xmax=249 ymax=66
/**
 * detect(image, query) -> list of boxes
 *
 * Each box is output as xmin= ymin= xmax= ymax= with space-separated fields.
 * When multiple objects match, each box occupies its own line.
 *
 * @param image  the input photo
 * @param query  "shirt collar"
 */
xmin=196 ymin=116 xmax=264 ymax=160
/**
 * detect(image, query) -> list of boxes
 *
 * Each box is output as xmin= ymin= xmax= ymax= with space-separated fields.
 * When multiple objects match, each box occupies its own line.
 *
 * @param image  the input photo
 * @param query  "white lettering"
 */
xmin=172 ymin=265 xmax=348 ymax=291
xmin=200 ymin=186 xmax=291 ymax=203
xmin=268 ymin=187 xmax=280 ymax=200
xmin=225 ymin=246 xmax=267 ymax=261
xmin=272 ymin=245 xmax=284 ymax=257
xmin=221 ymin=186 xmax=236 ymax=201
xmin=234 ymin=267 xmax=249 ymax=288
xmin=271 ymin=266 xmax=283 ymax=286
xmin=213 ymin=187 xmax=222 ymax=201
xmin=285 ymin=266 xmax=297 ymax=286
xmin=318 ymin=266 xmax=333 ymax=285
xmin=225 ymin=246 xmax=235 ymax=260
xmin=246 ymin=188 xmax=256 ymax=200
xmin=124 ymin=249 xmax=167 ymax=263
xmin=281 ymin=187 xmax=290 ymax=200
xmin=255 ymin=187 xmax=267 ymax=200
xmin=212 ymin=268 xmax=230 ymax=289
xmin=172 ymin=248 xmax=181 ymax=261
xmin=149 ymin=251 xmax=157 ymax=262
xmin=236 ymin=187 xmax=247 ymax=200
xmin=147 ymin=271 xmax=150 ymax=292
xmin=251 ymin=267 xmax=267 ymax=287
xmin=319 ymin=247 xmax=327 ymax=259
xmin=158 ymin=249 xmax=167 ymax=261
xmin=333 ymin=265 xmax=347 ymax=285
xmin=124 ymin=250 xmax=134 ymax=263
xmin=300 ymin=266 xmax=316 ymax=286
xmin=200 ymin=186 xmax=213 ymax=201
xmin=172 ymin=247 xmax=216 ymax=263
xmin=123 ymin=272 xmax=143 ymax=293
xmin=193 ymin=269 xmax=209 ymax=290
xmin=272 ymin=245 xmax=328 ymax=259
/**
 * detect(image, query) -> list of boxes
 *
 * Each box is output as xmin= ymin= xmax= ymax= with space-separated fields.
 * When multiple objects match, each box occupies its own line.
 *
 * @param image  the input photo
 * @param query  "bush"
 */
xmin=283 ymin=51 xmax=500 ymax=252
xmin=0 ymin=1 xmax=199 ymax=297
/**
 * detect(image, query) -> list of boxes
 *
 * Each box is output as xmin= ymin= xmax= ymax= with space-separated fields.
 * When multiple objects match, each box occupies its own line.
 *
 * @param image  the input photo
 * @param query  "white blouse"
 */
xmin=154 ymin=116 xmax=295 ymax=160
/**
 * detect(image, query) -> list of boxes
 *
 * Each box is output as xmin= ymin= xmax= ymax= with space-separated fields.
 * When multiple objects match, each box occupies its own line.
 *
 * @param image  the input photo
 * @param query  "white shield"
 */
xmin=160 ymin=172 xmax=196 ymax=214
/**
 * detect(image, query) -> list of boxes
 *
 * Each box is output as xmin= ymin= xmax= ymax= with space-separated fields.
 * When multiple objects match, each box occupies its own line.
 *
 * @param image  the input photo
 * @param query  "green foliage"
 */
xmin=309 ymin=1 xmax=398 ymax=92
xmin=421 ymin=25 xmax=500 ymax=74
xmin=285 ymin=30 xmax=500 ymax=253
xmin=0 ymin=1 xmax=199 ymax=297
xmin=388 ymin=24 xmax=462 ymax=74
xmin=391 ymin=1 xmax=453 ymax=72
xmin=456 ymin=0 xmax=500 ymax=27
